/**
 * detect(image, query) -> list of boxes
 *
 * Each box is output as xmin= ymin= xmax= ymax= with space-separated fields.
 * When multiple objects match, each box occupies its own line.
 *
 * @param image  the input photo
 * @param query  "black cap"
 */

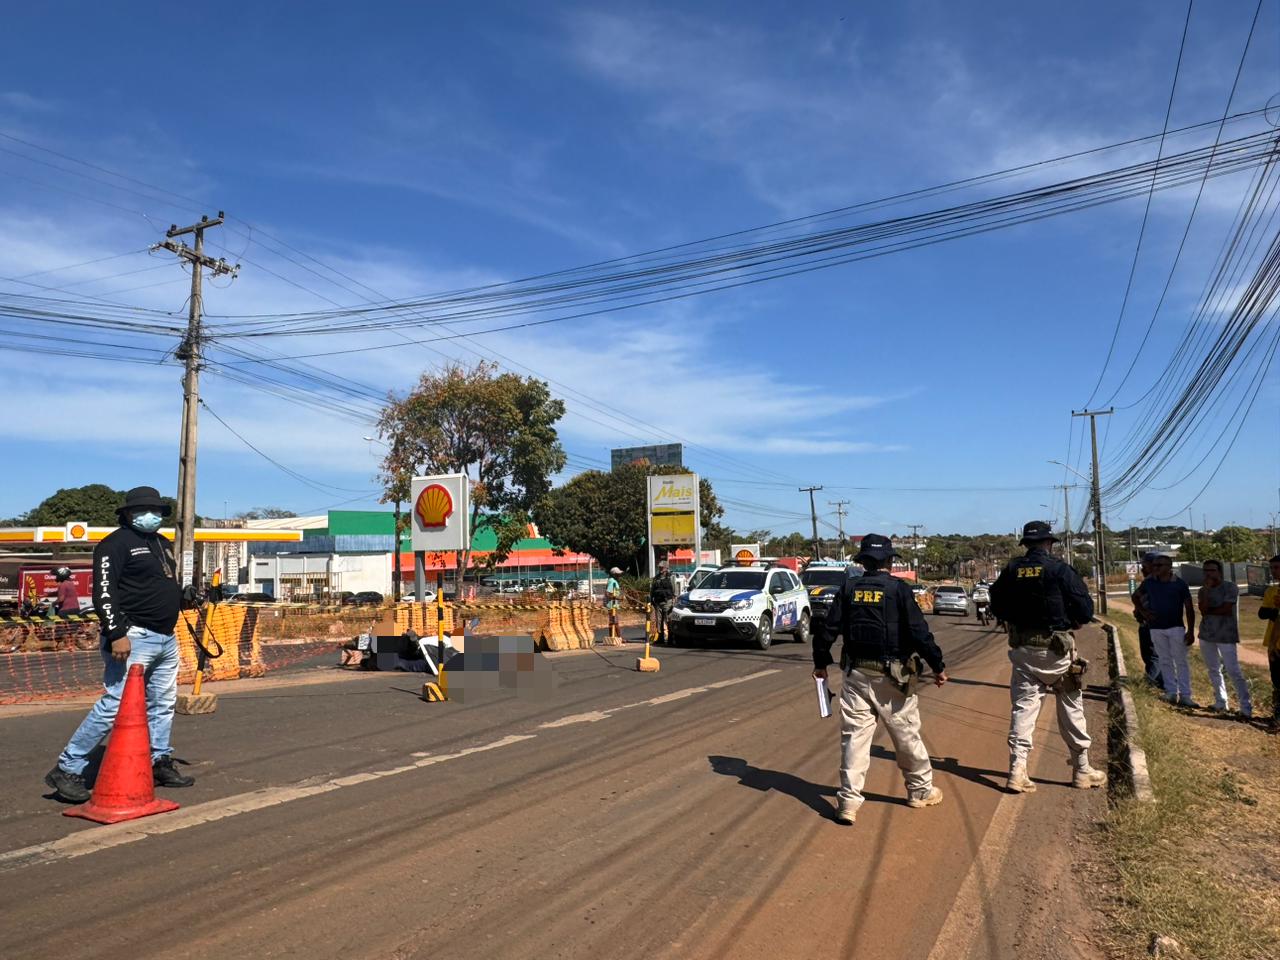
xmin=116 ymin=486 xmax=172 ymax=517
xmin=855 ymin=533 xmax=898 ymax=563
xmin=1019 ymin=520 xmax=1059 ymax=546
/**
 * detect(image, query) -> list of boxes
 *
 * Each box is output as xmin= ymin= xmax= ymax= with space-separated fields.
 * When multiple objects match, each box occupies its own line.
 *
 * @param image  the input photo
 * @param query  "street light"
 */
xmin=364 ymin=435 xmax=404 ymax=601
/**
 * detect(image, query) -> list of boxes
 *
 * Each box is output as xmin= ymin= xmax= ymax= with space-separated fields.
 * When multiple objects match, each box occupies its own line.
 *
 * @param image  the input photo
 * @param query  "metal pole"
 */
xmin=800 ymin=486 xmax=823 ymax=560
xmin=1073 ymin=408 xmax=1113 ymax=614
xmin=1062 ymin=486 xmax=1073 ymax=565
xmin=393 ymin=500 xmax=403 ymax=601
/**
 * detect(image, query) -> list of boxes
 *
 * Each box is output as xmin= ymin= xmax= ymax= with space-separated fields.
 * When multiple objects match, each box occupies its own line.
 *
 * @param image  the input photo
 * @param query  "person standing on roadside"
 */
xmin=990 ymin=521 xmax=1105 ymax=793
xmin=813 ymin=533 xmax=948 ymax=825
xmin=1137 ymin=555 xmax=1198 ymax=707
xmin=1257 ymin=554 xmax=1280 ymax=729
xmin=1197 ymin=559 xmax=1252 ymax=718
xmin=1131 ymin=553 xmax=1163 ymax=689
xmin=44 ymin=486 xmax=196 ymax=803
xmin=649 ymin=559 xmax=677 ymax=645
xmin=605 ymin=567 xmax=623 ymax=640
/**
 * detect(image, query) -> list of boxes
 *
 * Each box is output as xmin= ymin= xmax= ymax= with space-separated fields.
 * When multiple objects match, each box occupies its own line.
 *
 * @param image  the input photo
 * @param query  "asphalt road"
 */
xmin=0 ymin=617 xmax=1109 ymax=960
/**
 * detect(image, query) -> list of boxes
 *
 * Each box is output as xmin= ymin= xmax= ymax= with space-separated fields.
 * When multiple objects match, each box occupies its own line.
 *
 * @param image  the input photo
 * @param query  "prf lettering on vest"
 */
xmin=853 ymin=590 xmax=885 ymax=603
xmin=1017 ymin=567 xmax=1043 ymax=578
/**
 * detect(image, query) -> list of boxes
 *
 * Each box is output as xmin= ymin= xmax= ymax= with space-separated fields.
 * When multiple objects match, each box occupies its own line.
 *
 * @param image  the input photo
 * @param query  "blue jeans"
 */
xmin=57 ymin=627 xmax=179 ymax=775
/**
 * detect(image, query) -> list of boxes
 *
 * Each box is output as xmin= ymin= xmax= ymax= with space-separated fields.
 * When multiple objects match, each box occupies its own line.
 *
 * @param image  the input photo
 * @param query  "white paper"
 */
xmin=815 ymin=677 xmax=831 ymax=718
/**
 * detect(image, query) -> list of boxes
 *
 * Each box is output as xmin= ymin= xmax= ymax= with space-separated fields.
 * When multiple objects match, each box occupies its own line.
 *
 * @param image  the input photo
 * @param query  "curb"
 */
xmin=1103 ymin=622 xmax=1155 ymax=803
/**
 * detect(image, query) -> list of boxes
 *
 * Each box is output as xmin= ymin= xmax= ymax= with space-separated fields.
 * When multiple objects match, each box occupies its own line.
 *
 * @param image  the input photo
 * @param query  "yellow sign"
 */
xmin=651 ymin=512 xmax=697 ymax=546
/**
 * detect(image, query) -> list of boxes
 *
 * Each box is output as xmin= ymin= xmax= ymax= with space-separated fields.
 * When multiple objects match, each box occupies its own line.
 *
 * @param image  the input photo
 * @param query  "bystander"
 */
xmin=1197 ymin=559 xmax=1251 ymax=718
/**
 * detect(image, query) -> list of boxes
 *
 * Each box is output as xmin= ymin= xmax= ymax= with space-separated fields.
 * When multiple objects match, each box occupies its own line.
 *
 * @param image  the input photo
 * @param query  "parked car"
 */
xmin=932 ymin=584 xmax=970 ymax=616
xmin=347 ymin=591 xmax=384 ymax=606
xmin=228 ymin=592 xmax=275 ymax=604
xmin=668 ymin=564 xmax=811 ymax=650
xmin=800 ymin=561 xmax=859 ymax=625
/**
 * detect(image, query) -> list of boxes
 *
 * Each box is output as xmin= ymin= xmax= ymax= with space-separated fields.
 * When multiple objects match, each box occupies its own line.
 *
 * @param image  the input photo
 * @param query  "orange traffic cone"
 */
xmin=64 ymin=663 xmax=180 ymax=824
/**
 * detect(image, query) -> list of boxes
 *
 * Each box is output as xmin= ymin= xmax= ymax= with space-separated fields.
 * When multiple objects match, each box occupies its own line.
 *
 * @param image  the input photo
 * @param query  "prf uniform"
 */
xmin=990 ymin=527 xmax=1104 ymax=792
xmin=816 ymin=567 xmax=946 ymax=816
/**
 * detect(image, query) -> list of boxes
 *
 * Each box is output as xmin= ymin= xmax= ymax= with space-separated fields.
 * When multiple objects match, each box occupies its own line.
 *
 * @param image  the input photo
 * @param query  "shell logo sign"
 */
xmin=409 ymin=474 xmax=470 ymax=553
xmin=414 ymin=483 xmax=454 ymax=530
xmin=735 ymin=550 xmax=755 ymax=564
xmin=64 ymin=521 xmax=89 ymax=542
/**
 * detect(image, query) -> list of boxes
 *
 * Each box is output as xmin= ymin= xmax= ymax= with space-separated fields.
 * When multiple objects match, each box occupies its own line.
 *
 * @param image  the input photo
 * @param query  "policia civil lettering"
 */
xmin=813 ymin=533 xmax=948 ymax=826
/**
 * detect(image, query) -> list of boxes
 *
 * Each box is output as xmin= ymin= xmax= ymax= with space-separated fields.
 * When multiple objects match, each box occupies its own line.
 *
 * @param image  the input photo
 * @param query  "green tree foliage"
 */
xmin=1208 ymin=525 xmax=1267 ymax=562
xmin=237 ymin=507 xmax=298 ymax=520
xmin=21 ymin=484 xmax=179 ymax=526
xmin=533 ymin=463 xmax=723 ymax=573
xmin=376 ymin=361 xmax=566 ymax=587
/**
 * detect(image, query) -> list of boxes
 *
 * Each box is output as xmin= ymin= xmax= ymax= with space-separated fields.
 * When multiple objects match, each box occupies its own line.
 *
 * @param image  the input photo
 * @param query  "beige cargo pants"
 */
xmin=1007 ymin=638 xmax=1090 ymax=766
xmin=838 ymin=668 xmax=934 ymax=810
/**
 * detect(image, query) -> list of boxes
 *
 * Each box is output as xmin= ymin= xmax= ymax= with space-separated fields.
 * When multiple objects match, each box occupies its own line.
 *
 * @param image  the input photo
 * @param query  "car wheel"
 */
xmin=794 ymin=611 xmax=811 ymax=644
xmin=755 ymin=615 xmax=772 ymax=650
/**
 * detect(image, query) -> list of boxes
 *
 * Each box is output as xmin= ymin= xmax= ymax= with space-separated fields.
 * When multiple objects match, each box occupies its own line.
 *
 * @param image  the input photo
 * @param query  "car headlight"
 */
xmin=730 ymin=598 xmax=754 ymax=610
xmin=675 ymin=593 xmax=690 ymax=610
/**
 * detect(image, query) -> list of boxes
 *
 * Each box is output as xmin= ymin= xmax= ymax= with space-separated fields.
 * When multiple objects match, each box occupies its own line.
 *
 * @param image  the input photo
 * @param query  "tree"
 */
xmin=21 ymin=484 xmax=179 ymax=526
xmin=237 ymin=507 xmax=298 ymax=521
xmin=376 ymin=361 xmax=566 ymax=589
xmin=533 ymin=462 xmax=724 ymax=574
xmin=1209 ymin=525 xmax=1267 ymax=562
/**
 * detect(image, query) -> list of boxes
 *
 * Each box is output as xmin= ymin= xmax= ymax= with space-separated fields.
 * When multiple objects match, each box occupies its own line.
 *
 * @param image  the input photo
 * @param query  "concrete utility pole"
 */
xmin=153 ymin=213 xmax=238 ymax=585
xmin=1054 ymin=484 xmax=1076 ymax=565
xmin=799 ymin=486 xmax=823 ymax=560
xmin=908 ymin=524 xmax=923 ymax=570
xmin=1073 ymin=408 xmax=1113 ymax=613
xmin=828 ymin=500 xmax=849 ymax=559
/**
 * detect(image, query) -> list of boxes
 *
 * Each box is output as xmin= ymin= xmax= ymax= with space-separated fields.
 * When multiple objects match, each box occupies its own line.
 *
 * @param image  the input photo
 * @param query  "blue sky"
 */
xmin=2 ymin=1 xmax=1278 ymax=539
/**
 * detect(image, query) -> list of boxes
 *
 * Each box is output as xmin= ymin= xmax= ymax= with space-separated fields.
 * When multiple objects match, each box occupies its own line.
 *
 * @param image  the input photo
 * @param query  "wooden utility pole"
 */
xmin=1072 ymin=408 xmax=1113 ymax=613
xmin=799 ymin=486 xmax=823 ymax=560
xmin=828 ymin=500 xmax=849 ymax=559
xmin=153 ymin=213 xmax=238 ymax=585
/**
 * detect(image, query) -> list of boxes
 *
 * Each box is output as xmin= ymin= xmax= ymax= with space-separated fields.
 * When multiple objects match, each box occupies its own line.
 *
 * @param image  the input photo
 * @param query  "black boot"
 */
xmin=153 ymin=755 xmax=195 ymax=788
xmin=44 ymin=765 xmax=90 ymax=803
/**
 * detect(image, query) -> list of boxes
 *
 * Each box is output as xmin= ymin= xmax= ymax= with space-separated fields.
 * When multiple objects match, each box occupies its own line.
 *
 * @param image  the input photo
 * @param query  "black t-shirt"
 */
xmin=93 ymin=525 xmax=183 ymax=640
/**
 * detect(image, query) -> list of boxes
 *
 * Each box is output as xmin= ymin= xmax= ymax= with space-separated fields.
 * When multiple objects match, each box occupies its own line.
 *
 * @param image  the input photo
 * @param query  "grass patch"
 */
xmin=1098 ymin=609 xmax=1280 ymax=959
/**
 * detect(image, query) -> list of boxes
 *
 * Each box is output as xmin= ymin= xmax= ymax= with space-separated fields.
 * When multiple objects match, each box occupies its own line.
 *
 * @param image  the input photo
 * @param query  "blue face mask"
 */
xmin=130 ymin=511 xmax=164 ymax=533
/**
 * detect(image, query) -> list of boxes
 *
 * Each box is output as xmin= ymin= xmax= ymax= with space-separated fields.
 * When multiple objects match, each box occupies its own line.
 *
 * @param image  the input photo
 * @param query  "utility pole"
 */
xmin=1072 ymin=408 xmax=1113 ymax=613
xmin=907 ymin=524 xmax=923 ymax=571
xmin=828 ymin=500 xmax=849 ymax=559
xmin=800 ymin=486 xmax=823 ymax=560
xmin=153 ymin=213 xmax=238 ymax=585
xmin=1054 ymin=485 xmax=1077 ymax=565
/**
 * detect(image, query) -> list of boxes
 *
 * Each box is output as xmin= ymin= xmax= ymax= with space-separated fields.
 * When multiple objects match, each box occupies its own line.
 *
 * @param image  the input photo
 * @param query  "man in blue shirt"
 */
xmin=1134 ymin=555 xmax=1198 ymax=707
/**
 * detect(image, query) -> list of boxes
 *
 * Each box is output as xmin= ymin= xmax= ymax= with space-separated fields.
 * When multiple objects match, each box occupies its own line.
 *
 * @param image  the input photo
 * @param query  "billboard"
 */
xmin=647 ymin=474 xmax=699 ymax=547
xmin=410 ymin=474 xmax=471 ymax=552
xmin=612 ymin=443 xmax=683 ymax=471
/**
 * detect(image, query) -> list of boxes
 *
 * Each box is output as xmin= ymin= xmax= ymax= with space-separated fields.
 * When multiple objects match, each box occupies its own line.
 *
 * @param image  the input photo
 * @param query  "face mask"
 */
xmin=130 ymin=511 xmax=164 ymax=533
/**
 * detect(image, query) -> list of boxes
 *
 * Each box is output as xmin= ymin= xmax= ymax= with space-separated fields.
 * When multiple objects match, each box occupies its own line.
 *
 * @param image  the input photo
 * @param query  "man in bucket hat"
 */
xmin=990 ymin=520 xmax=1104 ymax=793
xmin=44 ymin=486 xmax=195 ymax=803
xmin=814 ymin=533 xmax=948 ymax=825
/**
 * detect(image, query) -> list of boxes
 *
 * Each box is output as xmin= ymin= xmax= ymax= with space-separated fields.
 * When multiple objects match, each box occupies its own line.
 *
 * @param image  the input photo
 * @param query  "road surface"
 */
xmin=0 ymin=617 xmax=1109 ymax=960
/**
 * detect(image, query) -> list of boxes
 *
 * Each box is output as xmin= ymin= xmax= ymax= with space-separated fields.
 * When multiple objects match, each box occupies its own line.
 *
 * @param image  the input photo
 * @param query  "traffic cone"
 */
xmin=64 ymin=664 xmax=180 ymax=824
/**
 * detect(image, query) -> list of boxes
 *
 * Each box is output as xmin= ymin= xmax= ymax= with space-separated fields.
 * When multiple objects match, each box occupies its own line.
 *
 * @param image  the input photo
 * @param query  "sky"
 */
xmin=2 ymin=0 xmax=1279 ymax=540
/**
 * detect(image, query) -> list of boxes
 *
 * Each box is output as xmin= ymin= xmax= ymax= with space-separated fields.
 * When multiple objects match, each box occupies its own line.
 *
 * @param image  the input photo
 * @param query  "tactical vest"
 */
xmin=841 ymin=575 xmax=901 ymax=670
xmin=1002 ymin=555 xmax=1053 ymax=631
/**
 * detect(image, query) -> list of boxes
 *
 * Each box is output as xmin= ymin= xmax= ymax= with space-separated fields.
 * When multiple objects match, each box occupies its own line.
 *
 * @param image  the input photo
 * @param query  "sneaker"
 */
xmin=834 ymin=802 xmax=858 ymax=826
xmin=1005 ymin=764 xmax=1036 ymax=793
xmin=907 ymin=786 xmax=944 ymax=809
xmin=152 ymin=755 xmax=195 ymax=788
xmin=1180 ymin=699 xmax=1202 ymax=710
xmin=44 ymin=765 xmax=90 ymax=803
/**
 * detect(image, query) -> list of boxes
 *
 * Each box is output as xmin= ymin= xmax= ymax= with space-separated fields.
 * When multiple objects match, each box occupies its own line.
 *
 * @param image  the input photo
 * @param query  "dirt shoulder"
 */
xmin=1092 ymin=610 xmax=1280 ymax=960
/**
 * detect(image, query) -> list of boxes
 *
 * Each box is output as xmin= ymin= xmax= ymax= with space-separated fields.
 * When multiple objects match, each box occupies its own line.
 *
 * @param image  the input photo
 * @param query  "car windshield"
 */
xmin=695 ymin=570 xmax=765 ymax=591
xmin=688 ymin=569 xmax=714 ymax=589
xmin=936 ymin=586 xmax=966 ymax=594
xmin=802 ymin=569 xmax=846 ymax=586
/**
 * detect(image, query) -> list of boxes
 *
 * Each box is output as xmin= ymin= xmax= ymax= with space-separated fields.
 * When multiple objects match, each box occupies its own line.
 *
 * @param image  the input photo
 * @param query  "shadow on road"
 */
xmin=944 ymin=676 xmax=1008 ymax=691
xmin=708 ymin=755 xmax=838 ymax=819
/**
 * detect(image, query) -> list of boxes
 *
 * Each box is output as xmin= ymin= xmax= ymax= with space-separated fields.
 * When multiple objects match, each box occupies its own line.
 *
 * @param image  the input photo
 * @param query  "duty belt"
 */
xmin=849 ymin=656 xmax=897 ymax=674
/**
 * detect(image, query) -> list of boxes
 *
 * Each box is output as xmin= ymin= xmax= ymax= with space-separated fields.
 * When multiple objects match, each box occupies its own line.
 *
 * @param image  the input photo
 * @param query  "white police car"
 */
xmin=668 ymin=564 xmax=811 ymax=650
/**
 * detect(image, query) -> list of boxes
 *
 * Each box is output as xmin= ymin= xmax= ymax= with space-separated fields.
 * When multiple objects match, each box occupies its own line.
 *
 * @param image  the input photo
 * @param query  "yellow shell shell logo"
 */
xmin=68 ymin=523 xmax=87 ymax=539
xmin=415 ymin=483 xmax=454 ymax=530
xmin=735 ymin=549 xmax=755 ymax=565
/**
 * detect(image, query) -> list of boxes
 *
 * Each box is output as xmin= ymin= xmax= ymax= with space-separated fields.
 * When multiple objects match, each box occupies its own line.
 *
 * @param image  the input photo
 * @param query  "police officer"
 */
xmin=813 ymin=533 xmax=948 ymax=825
xmin=649 ymin=559 xmax=677 ymax=645
xmin=990 ymin=520 xmax=1105 ymax=793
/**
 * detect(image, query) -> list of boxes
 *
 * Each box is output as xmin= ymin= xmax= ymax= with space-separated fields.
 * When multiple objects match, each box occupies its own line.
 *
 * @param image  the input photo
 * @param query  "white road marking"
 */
xmin=3 ymin=668 xmax=782 ymax=871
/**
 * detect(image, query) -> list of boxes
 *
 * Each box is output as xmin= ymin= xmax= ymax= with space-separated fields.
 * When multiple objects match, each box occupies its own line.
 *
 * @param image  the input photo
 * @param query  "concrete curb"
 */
xmin=1103 ymin=622 xmax=1155 ymax=803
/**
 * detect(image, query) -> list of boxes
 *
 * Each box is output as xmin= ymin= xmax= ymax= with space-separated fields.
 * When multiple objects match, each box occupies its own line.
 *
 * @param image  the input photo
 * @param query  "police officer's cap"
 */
xmin=855 ymin=533 xmax=898 ymax=562
xmin=1019 ymin=520 xmax=1059 ymax=545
